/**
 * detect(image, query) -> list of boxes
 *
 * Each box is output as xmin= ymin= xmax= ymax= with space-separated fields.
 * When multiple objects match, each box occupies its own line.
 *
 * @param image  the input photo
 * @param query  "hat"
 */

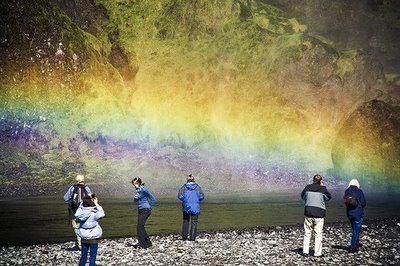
xmin=76 ymin=174 xmax=85 ymax=183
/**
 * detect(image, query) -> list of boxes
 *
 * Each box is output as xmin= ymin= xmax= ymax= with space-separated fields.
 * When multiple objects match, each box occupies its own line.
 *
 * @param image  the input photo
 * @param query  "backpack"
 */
xmin=343 ymin=192 xmax=358 ymax=207
xmin=68 ymin=184 xmax=89 ymax=213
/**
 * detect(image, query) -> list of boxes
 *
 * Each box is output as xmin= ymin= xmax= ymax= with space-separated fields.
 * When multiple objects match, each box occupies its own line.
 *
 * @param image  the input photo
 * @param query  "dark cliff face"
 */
xmin=0 ymin=0 xmax=135 ymax=85
xmin=332 ymin=100 xmax=400 ymax=185
xmin=0 ymin=1 xmax=72 ymax=82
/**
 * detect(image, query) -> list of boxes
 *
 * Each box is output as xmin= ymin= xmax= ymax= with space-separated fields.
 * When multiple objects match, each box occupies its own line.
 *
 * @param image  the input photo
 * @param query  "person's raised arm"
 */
xmin=324 ymin=187 xmax=332 ymax=201
xmin=93 ymin=197 xmax=105 ymax=219
xmin=85 ymin=186 xmax=92 ymax=196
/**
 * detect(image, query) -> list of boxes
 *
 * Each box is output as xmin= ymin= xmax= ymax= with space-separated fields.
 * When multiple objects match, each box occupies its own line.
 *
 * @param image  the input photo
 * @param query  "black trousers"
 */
xmin=182 ymin=212 xmax=199 ymax=241
xmin=137 ymin=208 xmax=152 ymax=248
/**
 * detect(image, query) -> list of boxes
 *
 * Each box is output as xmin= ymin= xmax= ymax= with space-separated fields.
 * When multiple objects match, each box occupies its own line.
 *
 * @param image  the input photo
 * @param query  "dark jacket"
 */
xmin=63 ymin=184 xmax=92 ymax=220
xmin=345 ymin=185 xmax=366 ymax=219
xmin=301 ymin=183 xmax=332 ymax=218
xmin=178 ymin=182 xmax=205 ymax=215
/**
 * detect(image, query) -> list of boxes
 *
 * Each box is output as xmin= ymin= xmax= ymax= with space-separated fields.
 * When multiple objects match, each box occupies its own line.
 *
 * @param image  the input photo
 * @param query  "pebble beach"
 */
xmin=1 ymin=218 xmax=399 ymax=265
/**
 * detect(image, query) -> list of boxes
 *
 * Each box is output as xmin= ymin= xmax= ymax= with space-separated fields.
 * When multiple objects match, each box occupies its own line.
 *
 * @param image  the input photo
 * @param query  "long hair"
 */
xmin=348 ymin=179 xmax=360 ymax=188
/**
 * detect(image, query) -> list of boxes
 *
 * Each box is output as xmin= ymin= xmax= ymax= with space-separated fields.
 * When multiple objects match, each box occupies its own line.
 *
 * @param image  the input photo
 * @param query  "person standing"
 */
xmin=75 ymin=195 xmax=105 ymax=266
xmin=63 ymin=174 xmax=92 ymax=250
xmin=301 ymin=174 xmax=332 ymax=257
xmin=131 ymin=177 xmax=156 ymax=249
xmin=344 ymin=179 xmax=366 ymax=253
xmin=178 ymin=174 xmax=205 ymax=241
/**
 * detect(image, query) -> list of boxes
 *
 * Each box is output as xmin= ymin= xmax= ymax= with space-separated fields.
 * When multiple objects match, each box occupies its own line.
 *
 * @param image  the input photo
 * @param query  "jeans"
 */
xmin=182 ymin=212 xmax=199 ymax=241
xmin=79 ymin=241 xmax=98 ymax=266
xmin=349 ymin=217 xmax=363 ymax=248
xmin=303 ymin=217 xmax=324 ymax=256
xmin=137 ymin=208 xmax=152 ymax=248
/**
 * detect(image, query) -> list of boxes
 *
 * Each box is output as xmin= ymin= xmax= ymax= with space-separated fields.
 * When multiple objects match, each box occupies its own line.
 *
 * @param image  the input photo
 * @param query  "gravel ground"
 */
xmin=1 ymin=219 xmax=399 ymax=265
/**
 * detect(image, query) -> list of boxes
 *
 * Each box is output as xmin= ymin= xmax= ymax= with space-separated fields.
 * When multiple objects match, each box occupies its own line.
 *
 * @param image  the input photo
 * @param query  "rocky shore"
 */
xmin=1 ymin=218 xmax=399 ymax=265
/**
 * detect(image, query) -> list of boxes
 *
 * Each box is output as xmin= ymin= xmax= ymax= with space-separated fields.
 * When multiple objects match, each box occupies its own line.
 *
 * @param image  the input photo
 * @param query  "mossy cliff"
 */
xmin=0 ymin=0 xmax=399 ymax=190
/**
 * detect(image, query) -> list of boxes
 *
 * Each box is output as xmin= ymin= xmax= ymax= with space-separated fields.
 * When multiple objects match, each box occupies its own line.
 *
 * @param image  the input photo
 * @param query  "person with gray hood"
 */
xmin=344 ymin=179 xmax=366 ymax=253
xmin=75 ymin=195 xmax=105 ymax=266
xmin=178 ymin=174 xmax=205 ymax=241
xmin=301 ymin=174 xmax=331 ymax=257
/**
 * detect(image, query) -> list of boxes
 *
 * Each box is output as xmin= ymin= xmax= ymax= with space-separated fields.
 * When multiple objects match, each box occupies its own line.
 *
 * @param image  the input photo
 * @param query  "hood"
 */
xmin=347 ymin=185 xmax=359 ymax=193
xmin=185 ymin=182 xmax=198 ymax=190
xmin=79 ymin=206 xmax=97 ymax=220
xmin=308 ymin=183 xmax=325 ymax=192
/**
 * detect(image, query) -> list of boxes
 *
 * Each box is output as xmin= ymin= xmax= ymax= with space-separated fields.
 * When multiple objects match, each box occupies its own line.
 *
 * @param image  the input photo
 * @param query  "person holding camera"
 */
xmin=131 ymin=177 xmax=156 ymax=249
xmin=75 ymin=194 xmax=105 ymax=266
xmin=301 ymin=174 xmax=331 ymax=257
xmin=178 ymin=174 xmax=205 ymax=241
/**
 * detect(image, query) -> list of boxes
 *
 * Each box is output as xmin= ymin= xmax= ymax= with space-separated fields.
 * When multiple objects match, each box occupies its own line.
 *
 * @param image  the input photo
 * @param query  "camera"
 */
xmin=91 ymin=193 xmax=96 ymax=199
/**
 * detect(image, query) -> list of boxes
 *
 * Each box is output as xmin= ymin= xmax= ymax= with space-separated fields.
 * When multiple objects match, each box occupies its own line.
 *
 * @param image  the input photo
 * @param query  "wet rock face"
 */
xmin=267 ymin=0 xmax=400 ymax=73
xmin=332 ymin=100 xmax=400 ymax=185
xmin=0 ymin=0 xmax=135 ymax=84
xmin=272 ymin=35 xmax=392 ymax=134
xmin=52 ymin=0 xmax=109 ymax=36
xmin=53 ymin=0 xmax=138 ymax=83
xmin=0 ymin=1 xmax=67 ymax=81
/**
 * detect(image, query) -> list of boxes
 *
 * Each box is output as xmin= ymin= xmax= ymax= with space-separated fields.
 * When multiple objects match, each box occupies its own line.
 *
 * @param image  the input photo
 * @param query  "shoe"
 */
xmin=348 ymin=246 xmax=359 ymax=253
xmin=67 ymin=246 xmax=80 ymax=251
xmin=356 ymin=243 xmax=363 ymax=248
xmin=314 ymin=254 xmax=324 ymax=258
xmin=133 ymin=244 xmax=152 ymax=249
xmin=302 ymin=253 xmax=309 ymax=257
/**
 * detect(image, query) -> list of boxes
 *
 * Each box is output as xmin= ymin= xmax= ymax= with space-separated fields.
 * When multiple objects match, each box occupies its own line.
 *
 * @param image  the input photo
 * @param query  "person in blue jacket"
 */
xmin=344 ymin=179 xmax=366 ymax=253
xmin=75 ymin=195 xmax=105 ymax=266
xmin=131 ymin=177 xmax=156 ymax=249
xmin=178 ymin=174 xmax=205 ymax=241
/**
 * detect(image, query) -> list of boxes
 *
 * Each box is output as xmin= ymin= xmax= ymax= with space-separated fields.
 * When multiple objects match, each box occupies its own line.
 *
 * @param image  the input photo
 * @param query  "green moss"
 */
xmin=288 ymin=18 xmax=307 ymax=33
xmin=309 ymin=34 xmax=335 ymax=48
xmin=335 ymin=49 xmax=357 ymax=80
xmin=385 ymin=72 xmax=400 ymax=86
